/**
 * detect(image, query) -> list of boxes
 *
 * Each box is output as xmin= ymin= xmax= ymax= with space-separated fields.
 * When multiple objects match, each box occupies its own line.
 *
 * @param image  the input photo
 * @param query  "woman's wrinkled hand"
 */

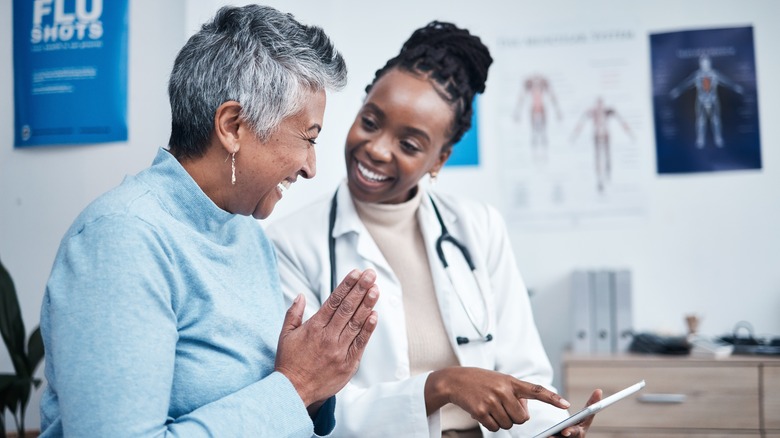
xmin=275 ymin=269 xmax=379 ymax=407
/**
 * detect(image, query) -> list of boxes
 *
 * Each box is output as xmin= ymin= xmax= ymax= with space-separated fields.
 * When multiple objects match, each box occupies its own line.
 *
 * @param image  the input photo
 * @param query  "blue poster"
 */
xmin=13 ymin=0 xmax=129 ymax=147
xmin=446 ymin=97 xmax=480 ymax=166
xmin=650 ymin=26 xmax=761 ymax=174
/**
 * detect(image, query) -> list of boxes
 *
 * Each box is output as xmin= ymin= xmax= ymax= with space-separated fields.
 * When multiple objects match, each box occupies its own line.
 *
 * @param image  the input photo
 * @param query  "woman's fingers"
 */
xmin=472 ymin=411 xmax=499 ymax=432
xmin=274 ymin=269 xmax=380 ymax=407
xmin=513 ymin=380 xmax=571 ymax=410
xmin=341 ymin=284 xmax=379 ymax=337
xmin=280 ymin=294 xmax=305 ymax=334
xmin=560 ymin=388 xmax=603 ymax=436
xmin=310 ymin=269 xmax=377 ymax=333
xmin=328 ymin=269 xmax=376 ymax=332
xmin=310 ymin=269 xmax=361 ymax=325
xmin=491 ymin=408 xmax=514 ymax=431
xmin=347 ymin=310 xmax=379 ymax=362
xmin=443 ymin=368 xmax=537 ymax=431
xmin=504 ymin=396 xmax=530 ymax=426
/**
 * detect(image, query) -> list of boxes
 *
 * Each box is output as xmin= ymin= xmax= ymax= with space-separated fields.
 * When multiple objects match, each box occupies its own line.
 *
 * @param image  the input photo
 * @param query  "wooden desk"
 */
xmin=563 ymin=353 xmax=780 ymax=437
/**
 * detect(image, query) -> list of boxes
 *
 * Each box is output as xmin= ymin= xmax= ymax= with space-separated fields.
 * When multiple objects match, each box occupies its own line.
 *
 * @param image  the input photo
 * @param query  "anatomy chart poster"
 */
xmin=13 ymin=0 xmax=129 ymax=147
xmin=494 ymin=25 xmax=650 ymax=228
xmin=650 ymin=26 xmax=761 ymax=174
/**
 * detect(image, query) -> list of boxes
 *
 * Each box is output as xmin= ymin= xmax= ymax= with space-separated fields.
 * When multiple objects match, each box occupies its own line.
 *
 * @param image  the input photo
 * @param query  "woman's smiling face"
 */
xmin=237 ymin=89 xmax=325 ymax=219
xmin=345 ymin=68 xmax=454 ymax=204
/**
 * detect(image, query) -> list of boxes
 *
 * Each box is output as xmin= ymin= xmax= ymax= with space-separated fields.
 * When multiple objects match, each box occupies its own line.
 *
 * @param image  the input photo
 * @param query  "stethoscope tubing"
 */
xmin=328 ymin=189 xmax=492 ymax=344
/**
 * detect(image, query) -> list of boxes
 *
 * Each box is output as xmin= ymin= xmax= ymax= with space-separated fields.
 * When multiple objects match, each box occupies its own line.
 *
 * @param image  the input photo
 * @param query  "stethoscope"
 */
xmin=328 ymin=189 xmax=493 ymax=345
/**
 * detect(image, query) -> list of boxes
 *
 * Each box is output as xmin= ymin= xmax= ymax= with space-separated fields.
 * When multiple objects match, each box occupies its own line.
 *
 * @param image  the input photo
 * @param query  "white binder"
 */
xmin=592 ymin=270 xmax=613 ymax=354
xmin=569 ymin=268 xmax=634 ymax=354
xmin=570 ymin=271 xmax=592 ymax=353
xmin=612 ymin=269 xmax=633 ymax=353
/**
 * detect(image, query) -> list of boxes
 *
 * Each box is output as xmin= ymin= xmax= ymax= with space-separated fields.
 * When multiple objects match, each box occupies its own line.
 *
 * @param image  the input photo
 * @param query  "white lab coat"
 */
xmin=266 ymin=181 xmax=569 ymax=438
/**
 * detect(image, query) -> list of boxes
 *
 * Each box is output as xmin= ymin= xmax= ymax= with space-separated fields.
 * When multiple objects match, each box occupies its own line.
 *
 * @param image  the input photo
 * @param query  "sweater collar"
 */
xmin=352 ymin=184 xmax=423 ymax=229
xmin=144 ymin=147 xmax=237 ymax=232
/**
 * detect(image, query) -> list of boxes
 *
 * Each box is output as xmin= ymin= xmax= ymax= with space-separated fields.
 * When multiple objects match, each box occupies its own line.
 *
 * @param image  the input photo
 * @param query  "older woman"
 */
xmin=39 ymin=5 xmax=378 ymax=437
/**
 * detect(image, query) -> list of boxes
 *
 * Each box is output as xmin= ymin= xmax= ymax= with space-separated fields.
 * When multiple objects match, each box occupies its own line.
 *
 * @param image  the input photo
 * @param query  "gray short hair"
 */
xmin=167 ymin=4 xmax=347 ymax=158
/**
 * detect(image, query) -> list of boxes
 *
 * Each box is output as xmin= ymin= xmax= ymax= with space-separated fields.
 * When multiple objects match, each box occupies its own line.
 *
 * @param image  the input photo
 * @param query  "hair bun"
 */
xmin=401 ymin=21 xmax=492 ymax=94
xmin=364 ymin=20 xmax=493 ymax=146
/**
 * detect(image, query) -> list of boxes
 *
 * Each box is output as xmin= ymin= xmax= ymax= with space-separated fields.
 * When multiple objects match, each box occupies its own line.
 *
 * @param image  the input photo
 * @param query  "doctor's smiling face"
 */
xmin=345 ymin=68 xmax=453 ymax=205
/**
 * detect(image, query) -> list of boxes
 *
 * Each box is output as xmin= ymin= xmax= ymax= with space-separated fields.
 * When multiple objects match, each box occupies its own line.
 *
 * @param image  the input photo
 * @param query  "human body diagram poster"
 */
xmin=650 ymin=26 xmax=761 ymax=174
xmin=494 ymin=26 xmax=650 ymax=228
xmin=13 ymin=0 xmax=129 ymax=147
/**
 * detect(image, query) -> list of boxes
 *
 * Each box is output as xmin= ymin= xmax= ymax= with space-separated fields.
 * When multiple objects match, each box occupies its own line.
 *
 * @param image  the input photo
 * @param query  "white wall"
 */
xmin=188 ymin=0 xmax=780 ymax=392
xmin=0 ymin=0 xmax=187 ymax=430
xmin=1 ymin=0 xmax=777 ymax=430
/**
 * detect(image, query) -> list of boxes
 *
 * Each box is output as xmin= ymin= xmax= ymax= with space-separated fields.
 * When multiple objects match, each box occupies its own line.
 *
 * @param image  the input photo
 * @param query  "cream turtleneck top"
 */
xmin=353 ymin=189 xmax=478 ymax=433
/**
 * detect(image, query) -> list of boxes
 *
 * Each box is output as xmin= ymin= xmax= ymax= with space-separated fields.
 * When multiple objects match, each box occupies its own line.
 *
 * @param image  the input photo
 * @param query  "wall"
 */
xmin=0 ymin=0 xmax=186 ymax=430
xmin=0 ymin=0 xmax=777 ymax=430
xmin=188 ymin=0 xmax=780 ymax=392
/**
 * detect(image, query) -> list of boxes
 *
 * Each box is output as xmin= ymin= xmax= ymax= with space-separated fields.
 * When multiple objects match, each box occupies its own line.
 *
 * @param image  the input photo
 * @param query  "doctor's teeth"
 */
xmin=358 ymin=162 xmax=388 ymax=182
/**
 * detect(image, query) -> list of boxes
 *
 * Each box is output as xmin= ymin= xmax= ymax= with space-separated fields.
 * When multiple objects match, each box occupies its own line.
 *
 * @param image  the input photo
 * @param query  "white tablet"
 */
xmin=531 ymin=380 xmax=646 ymax=438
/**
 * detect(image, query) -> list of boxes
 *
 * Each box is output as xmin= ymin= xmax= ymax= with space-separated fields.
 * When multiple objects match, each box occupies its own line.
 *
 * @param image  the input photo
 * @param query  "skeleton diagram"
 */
xmin=669 ymin=54 xmax=744 ymax=148
xmin=513 ymin=74 xmax=561 ymax=160
xmin=571 ymin=97 xmax=632 ymax=193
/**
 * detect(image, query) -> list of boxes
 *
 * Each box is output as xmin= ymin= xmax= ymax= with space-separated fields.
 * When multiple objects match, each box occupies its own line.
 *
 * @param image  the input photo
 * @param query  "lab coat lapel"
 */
xmin=332 ymin=182 xmax=409 ymax=382
xmin=333 ymin=181 xmax=396 ymax=283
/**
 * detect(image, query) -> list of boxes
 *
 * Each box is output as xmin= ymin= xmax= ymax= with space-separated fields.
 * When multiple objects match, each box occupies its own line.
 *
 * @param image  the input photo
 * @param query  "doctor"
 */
xmin=267 ymin=21 xmax=600 ymax=437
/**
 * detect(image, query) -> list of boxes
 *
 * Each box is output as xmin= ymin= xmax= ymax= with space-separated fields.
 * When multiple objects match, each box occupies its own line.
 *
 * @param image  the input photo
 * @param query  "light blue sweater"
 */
xmin=39 ymin=148 xmax=334 ymax=437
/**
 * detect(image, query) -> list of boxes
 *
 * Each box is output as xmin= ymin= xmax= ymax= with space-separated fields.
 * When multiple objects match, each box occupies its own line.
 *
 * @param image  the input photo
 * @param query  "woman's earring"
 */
xmin=429 ymin=171 xmax=438 ymax=184
xmin=231 ymin=146 xmax=237 ymax=185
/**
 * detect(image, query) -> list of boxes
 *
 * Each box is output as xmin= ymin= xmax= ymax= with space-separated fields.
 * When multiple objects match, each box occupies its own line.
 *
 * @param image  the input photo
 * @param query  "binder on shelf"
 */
xmin=592 ymin=270 xmax=613 ymax=354
xmin=569 ymin=268 xmax=634 ymax=354
xmin=612 ymin=270 xmax=633 ymax=353
xmin=570 ymin=271 xmax=592 ymax=354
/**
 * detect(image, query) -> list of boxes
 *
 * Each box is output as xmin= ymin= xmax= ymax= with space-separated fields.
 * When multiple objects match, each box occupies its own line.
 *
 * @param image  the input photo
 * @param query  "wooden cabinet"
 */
xmin=766 ymin=363 xmax=780 ymax=434
xmin=563 ymin=354 xmax=780 ymax=437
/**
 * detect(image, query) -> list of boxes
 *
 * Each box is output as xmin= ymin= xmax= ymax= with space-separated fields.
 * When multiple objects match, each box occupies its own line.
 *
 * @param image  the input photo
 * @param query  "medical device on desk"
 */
xmin=329 ymin=191 xmax=493 ymax=345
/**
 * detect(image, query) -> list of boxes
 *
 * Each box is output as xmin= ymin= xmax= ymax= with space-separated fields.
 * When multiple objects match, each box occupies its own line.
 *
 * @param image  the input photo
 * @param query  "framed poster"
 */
xmin=13 ymin=0 xmax=129 ymax=147
xmin=650 ymin=26 xmax=761 ymax=174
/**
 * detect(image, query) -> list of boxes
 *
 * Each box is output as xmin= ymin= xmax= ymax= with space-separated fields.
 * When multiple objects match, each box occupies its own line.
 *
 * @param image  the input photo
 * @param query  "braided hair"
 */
xmin=366 ymin=21 xmax=493 ymax=148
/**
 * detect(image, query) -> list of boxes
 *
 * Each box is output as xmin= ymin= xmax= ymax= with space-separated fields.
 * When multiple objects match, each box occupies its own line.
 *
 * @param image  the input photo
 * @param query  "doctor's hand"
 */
xmin=275 ymin=269 xmax=379 ymax=409
xmin=425 ymin=367 xmax=571 ymax=432
xmin=552 ymin=389 xmax=602 ymax=437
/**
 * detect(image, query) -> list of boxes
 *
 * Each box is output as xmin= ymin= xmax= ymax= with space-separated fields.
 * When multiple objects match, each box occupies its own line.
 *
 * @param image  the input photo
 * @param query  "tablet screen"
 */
xmin=531 ymin=380 xmax=645 ymax=438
